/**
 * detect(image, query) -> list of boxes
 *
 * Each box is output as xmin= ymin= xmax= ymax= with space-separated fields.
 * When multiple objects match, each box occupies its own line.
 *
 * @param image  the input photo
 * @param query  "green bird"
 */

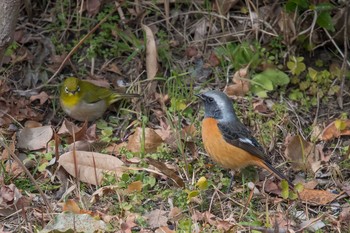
xmin=60 ymin=77 xmax=139 ymax=121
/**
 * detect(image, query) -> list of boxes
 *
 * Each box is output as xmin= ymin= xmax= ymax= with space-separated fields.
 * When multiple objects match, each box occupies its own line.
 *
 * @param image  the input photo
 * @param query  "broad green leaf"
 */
xmin=335 ymin=119 xmax=346 ymax=131
xmin=317 ymin=11 xmax=335 ymax=31
xmin=308 ymin=67 xmax=318 ymax=81
xmin=281 ymin=180 xmax=289 ymax=199
xmin=196 ymin=176 xmax=208 ymax=190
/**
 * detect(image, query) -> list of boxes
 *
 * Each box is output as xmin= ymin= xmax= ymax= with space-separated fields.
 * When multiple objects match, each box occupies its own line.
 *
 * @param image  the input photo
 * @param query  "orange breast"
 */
xmin=201 ymin=118 xmax=264 ymax=170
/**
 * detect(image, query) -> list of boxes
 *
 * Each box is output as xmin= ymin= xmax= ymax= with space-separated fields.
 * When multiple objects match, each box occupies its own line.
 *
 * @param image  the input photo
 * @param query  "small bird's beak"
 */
xmin=195 ymin=93 xmax=205 ymax=100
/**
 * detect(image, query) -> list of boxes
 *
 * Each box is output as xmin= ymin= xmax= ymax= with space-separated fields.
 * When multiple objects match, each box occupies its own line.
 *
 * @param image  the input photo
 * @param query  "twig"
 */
xmin=0 ymin=137 xmax=53 ymax=215
xmin=338 ymin=2 xmax=349 ymax=109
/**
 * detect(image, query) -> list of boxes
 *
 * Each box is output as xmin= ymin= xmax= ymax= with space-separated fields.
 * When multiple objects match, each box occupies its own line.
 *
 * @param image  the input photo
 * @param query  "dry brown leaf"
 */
xmin=62 ymin=199 xmax=81 ymax=214
xmin=29 ymin=91 xmax=49 ymax=105
xmin=225 ymin=67 xmax=250 ymax=97
xmin=127 ymin=181 xmax=142 ymax=193
xmin=127 ymin=127 xmax=163 ymax=153
xmin=86 ymin=0 xmax=101 ymax=16
xmin=168 ymin=207 xmax=182 ymax=221
xmin=185 ymin=46 xmax=198 ymax=58
xmin=58 ymin=119 xmax=90 ymax=143
xmin=146 ymin=157 xmax=185 ymax=188
xmin=320 ymin=119 xmax=350 ymax=141
xmin=208 ymin=52 xmax=220 ymax=67
xmin=142 ymin=24 xmax=158 ymax=80
xmin=144 ymin=209 xmax=168 ymax=228
xmin=284 ymin=135 xmax=326 ymax=173
xmin=253 ymin=100 xmax=269 ymax=114
xmin=17 ymin=125 xmax=53 ymax=150
xmin=0 ymin=184 xmax=31 ymax=217
xmin=24 ymin=120 xmax=42 ymax=128
xmin=59 ymin=151 xmax=124 ymax=186
xmin=104 ymin=142 xmax=128 ymax=155
xmin=90 ymin=185 xmax=121 ymax=204
xmin=299 ymin=188 xmax=342 ymax=205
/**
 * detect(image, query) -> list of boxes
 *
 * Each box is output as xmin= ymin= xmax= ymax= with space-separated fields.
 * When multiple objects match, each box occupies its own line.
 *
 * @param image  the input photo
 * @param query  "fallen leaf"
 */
xmin=225 ymin=67 xmax=250 ymax=97
xmin=300 ymin=218 xmax=326 ymax=232
xmin=29 ymin=91 xmax=49 ymax=105
xmin=320 ymin=119 xmax=350 ymax=141
xmin=40 ymin=212 xmax=106 ymax=233
xmin=62 ymin=199 xmax=81 ymax=214
xmin=24 ymin=120 xmax=42 ymax=128
xmin=168 ymin=207 xmax=182 ymax=221
xmin=299 ymin=188 xmax=341 ymax=205
xmin=121 ymin=214 xmax=137 ymax=233
xmin=146 ymin=157 xmax=185 ymax=187
xmin=339 ymin=203 xmax=350 ymax=222
xmin=185 ymin=46 xmax=198 ymax=58
xmin=208 ymin=52 xmax=220 ymax=67
xmin=127 ymin=127 xmax=163 ymax=153
xmin=59 ymin=151 xmax=124 ymax=185
xmin=142 ymin=24 xmax=158 ymax=80
xmin=127 ymin=181 xmax=142 ymax=193
xmin=144 ymin=209 xmax=168 ymax=228
xmin=86 ymin=0 xmax=101 ymax=16
xmin=104 ymin=142 xmax=128 ymax=155
xmin=17 ymin=125 xmax=53 ymax=150
xmin=284 ymin=134 xmax=326 ymax=173
xmin=90 ymin=185 xmax=121 ymax=204
xmin=0 ymin=184 xmax=31 ymax=217
xmin=253 ymin=100 xmax=269 ymax=114
xmin=58 ymin=119 xmax=90 ymax=143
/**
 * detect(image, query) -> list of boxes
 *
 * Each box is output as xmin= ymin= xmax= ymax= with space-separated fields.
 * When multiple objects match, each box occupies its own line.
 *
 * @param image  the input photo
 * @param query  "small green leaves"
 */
xmin=287 ymin=56 xmax=306 ymax=75
xmin=281 ymin=180 xmax=290 ymax=199
xmin=250 ymin=69 xmax=290 ymax=97
xmin=196 ymin=176 xmax=208 ymax=190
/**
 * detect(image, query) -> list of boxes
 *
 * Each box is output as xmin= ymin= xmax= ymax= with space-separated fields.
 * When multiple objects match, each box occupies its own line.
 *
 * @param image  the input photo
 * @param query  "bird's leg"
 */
xmin=227 ymin=170 xmax=236 ymax=193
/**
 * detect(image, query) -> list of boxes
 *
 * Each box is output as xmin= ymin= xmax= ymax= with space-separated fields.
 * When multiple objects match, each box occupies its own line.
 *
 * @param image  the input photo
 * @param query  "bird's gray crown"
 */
xmin=199 ymin=90 xmax=237 ymax=122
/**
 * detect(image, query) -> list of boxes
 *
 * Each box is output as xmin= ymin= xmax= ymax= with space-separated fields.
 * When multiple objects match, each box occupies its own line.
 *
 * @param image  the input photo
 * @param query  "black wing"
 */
xmin=217 ymin=121 xmax=267 ymax=161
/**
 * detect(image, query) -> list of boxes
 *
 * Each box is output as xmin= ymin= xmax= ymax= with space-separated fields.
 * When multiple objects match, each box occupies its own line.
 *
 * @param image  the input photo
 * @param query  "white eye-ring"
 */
xmin=65 ymin=87 xmax=69 ymax=93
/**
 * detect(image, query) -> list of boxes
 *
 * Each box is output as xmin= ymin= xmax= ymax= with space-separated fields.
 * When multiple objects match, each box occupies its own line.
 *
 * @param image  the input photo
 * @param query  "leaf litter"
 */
xmin=1 ymin=1 xmax=350 ymax=232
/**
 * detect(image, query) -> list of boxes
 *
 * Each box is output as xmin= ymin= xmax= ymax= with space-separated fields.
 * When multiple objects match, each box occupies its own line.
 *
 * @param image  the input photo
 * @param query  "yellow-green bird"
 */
xmin=60 ymin=77 xmax=139 ymax=121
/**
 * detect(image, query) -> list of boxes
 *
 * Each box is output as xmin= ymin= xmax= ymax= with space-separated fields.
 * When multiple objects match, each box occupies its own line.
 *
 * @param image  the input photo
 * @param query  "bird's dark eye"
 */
xmin=207 ymin=97 xmax=214 ymax=103
xmin=65 ymin=87 xmax=69 ymax=93
xmin=77 ymin=86 xmax=80 ymax=92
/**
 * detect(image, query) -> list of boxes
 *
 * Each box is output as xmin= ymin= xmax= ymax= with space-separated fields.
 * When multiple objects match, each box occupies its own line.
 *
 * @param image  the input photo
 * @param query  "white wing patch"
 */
xmin=238 ymin=137 xmax=255 ymax=146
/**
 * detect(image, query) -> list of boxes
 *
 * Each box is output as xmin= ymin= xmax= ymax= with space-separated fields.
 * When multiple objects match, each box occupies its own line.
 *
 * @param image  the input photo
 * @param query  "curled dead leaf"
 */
xmin=320 ymin=119 xmax=350 ymax=141
xmin=284 ymin=135 xmax=326 ymax=173
xmin=225 ymin=67 xmax=250 ymax=97
xmin=299 ymin=188 xmax=342 ymax=205
xmin=29 ymin=91 xmax=49 ymax=105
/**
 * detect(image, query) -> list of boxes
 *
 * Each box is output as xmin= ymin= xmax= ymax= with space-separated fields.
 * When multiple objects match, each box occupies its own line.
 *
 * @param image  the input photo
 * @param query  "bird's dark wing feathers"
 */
xmin=217 ymin=122 xmax=267 ymax=161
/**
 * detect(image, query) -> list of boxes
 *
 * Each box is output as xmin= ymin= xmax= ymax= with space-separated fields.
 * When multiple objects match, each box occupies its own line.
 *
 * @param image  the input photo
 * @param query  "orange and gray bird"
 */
xmin=196 ymin=90 xmax=293 ymax=188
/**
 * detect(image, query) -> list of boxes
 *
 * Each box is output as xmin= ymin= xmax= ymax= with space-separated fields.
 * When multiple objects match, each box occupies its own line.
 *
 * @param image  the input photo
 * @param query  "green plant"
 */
xmin=250 ymin=69 xmax=290 ymax=97
xmin=285 ymin=0 xmax=335 ymax=31
xmin=215 ymin=42 xmax=261 ymax=70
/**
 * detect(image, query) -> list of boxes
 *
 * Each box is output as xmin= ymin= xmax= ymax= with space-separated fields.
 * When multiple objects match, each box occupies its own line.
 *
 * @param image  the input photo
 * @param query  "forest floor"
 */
xmin=1 ymin=1 xmax=350 ymax=232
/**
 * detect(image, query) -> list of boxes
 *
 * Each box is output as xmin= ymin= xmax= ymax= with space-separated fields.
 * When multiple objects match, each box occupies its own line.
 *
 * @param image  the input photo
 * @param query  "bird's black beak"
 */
xmin=195 ymin=93 xmax=205 ymax=100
